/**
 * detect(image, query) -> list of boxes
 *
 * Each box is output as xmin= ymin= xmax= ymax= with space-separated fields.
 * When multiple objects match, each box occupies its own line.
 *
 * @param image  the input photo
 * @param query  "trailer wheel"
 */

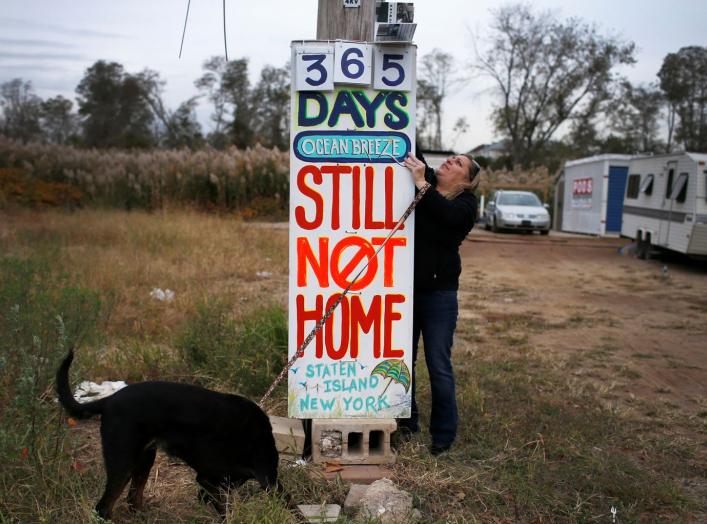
xmin=637 ymin=238 xmax=651 ymax=260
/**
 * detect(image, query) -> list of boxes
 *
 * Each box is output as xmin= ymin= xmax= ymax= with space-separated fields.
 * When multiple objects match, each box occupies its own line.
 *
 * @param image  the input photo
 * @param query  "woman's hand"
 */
xmin=403 ymin=153 xmax=428 ymax=189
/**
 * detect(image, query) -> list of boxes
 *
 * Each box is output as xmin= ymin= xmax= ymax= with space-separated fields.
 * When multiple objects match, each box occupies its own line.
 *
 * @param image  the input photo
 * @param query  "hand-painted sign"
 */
xmin=288 ymin=41 xmax=417 ymax=419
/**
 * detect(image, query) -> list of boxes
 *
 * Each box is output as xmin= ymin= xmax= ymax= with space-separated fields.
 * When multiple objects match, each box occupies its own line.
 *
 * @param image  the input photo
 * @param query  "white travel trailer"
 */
xmin=621 ymin=152 xmax=707 ymax=258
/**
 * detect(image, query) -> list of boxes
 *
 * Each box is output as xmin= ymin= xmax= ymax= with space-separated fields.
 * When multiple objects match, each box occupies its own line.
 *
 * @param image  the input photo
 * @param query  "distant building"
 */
xmin=468 ymin=141 xmax=507 ymax=160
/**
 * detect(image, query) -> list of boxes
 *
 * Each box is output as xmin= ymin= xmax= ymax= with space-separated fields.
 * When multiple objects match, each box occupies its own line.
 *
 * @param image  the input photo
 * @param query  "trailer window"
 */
xmin=640 ymin=174 xmax=654 ymax=195
xmin=665 ymin=168 xmax=674 ymax=198
xmin=626 ymin=174 xmax=640 ymax=198
xmin=670 ymin=173 xmax=688 ymax=203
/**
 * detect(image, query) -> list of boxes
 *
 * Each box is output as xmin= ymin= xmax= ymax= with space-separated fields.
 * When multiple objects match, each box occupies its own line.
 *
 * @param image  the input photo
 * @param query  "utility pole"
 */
xmin=317 ymin=0 xmax=376 ymax=41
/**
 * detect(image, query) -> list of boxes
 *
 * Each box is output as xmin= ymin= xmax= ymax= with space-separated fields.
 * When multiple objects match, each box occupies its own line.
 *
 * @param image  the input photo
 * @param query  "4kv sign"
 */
xmin=288 ymin=40 xmax=417 ymax=418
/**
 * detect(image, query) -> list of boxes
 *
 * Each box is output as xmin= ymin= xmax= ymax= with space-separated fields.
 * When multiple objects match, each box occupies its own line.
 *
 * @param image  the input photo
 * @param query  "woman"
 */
xmin=400 ymin=151 xmax=480 ymax=454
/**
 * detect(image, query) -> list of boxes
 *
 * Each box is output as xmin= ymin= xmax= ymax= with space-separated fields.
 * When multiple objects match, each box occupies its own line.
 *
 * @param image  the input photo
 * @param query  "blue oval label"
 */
xmin=293 ymin=131 xmax=410 ymax=163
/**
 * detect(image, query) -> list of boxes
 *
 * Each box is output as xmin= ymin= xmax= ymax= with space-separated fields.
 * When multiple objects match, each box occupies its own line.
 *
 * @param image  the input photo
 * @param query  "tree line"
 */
xmin=0 ymin=57 xmax=291 ymax=151
xmin=1 ymin=2 xmax=705 ymax=169
xmin=472 ymin=4 xmax=707 ymax=169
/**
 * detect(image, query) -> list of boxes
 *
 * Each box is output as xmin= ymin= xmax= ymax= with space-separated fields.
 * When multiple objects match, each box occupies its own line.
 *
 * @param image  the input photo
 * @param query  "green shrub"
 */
xmin=176 ymin=300 xmax=288 ymax=398
xmin=0 ymin=256 xmax=103 ymax=522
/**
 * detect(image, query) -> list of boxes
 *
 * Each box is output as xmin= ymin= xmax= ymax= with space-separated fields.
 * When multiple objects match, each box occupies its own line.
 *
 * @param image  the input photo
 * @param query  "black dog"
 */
xmin=56 ymin=349 xmax=283 ymax=520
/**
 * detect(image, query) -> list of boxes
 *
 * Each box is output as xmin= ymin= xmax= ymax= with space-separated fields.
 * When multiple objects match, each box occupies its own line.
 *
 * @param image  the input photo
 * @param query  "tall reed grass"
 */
xmin=0 ymin=137 xmax=289 ymax=215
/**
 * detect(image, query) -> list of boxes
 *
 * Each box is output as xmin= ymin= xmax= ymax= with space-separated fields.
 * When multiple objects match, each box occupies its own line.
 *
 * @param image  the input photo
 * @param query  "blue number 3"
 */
xmin=382 ymin=54 xmax=405 ymax=87
xmin=302 ymin=54 xmax=327 ymax=87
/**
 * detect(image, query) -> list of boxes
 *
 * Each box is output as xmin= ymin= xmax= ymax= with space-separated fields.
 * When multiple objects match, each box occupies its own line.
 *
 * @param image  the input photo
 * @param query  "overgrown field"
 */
xmin=0 ymin=208 xmax=704 ymax=523
xmin=0 ymin=138 xmax=289 ymax=217
xmin=0 ymin=138 xmax=557 ymax=217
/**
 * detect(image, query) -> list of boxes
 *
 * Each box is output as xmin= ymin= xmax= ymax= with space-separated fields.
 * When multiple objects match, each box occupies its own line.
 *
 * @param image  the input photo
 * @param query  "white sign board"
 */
xmin=288 ymin=41 xmax=417 ymax=419
xmin=372 ymin=45 xmax=413 ymax=91
xmin=334 ymin=42 xmax=373 ymax=86
xmin=295 ymin=46 xmax=335 ymax=92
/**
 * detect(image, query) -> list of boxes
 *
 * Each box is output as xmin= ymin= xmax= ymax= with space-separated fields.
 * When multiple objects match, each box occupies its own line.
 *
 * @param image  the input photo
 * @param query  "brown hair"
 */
xmin=440 ymin=154 xmax=482 ymax=199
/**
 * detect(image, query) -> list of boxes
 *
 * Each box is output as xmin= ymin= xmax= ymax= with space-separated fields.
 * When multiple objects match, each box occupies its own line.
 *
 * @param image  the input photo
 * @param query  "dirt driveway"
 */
xmin=458 ymin=228 xmax=707 ymax=417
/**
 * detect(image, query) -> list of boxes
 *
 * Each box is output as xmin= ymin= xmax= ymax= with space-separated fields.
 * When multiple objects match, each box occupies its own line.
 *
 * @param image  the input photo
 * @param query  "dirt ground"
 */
xmin=459 ymin=228 xmax=707 ymax=418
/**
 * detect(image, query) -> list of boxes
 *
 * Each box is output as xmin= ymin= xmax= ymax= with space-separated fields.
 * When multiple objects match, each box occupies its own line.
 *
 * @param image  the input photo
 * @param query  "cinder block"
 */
xmin=311 ymin=419 xmax=397 ymax=464
xmin=269 ymin=416 xmax=305 ymax=456
xmin=297 ymin=504 xmax=341 ymax=523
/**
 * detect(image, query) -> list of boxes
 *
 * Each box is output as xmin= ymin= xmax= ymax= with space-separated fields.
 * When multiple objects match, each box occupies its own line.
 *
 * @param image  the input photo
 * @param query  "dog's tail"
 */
xmin=56 ymin=349 xmax=107 ymax=419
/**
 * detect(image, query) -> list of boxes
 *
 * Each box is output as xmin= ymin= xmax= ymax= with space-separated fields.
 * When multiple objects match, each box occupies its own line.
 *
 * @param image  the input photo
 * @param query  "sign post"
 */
xmin=288 ymin=39 xmax=417 ymax=419
xmin=317 ymin=0 xmax=376 ymax=41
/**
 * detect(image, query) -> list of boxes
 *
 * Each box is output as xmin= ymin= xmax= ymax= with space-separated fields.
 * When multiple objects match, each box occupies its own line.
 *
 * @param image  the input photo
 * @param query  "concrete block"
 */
xmin=310 ymin=464 xmax=393 ymax=484
xmin=311 ymin=418 xmax=397 ymax=464
xmin=343 ymin=484 xmax=369 ymax=515
xmin=297 ymin=504 xmax=341 ymax=523
xmin=270 ymin=416 xmax=305 ymax=456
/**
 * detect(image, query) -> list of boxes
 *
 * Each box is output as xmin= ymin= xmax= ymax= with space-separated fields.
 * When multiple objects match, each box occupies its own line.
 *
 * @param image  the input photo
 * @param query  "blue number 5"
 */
xmin=382 ymin=54 xmax=404 ymax=87
xmin=302 ymin=54 xmax=327 ymax=87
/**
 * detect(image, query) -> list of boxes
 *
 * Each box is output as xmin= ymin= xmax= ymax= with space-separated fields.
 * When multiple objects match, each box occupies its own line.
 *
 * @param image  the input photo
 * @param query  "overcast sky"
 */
xmin=1 ymin=1 xmax=705 ymax=151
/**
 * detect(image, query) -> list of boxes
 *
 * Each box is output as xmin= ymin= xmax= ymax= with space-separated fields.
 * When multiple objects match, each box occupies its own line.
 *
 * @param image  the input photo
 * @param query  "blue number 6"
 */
xmin=341 ymin=48 xmax=365 ymax=79
xmin=302 ymin=54 xmax=327 ymax=87
xmin=382 ymin=54 xmax=405 ymax=87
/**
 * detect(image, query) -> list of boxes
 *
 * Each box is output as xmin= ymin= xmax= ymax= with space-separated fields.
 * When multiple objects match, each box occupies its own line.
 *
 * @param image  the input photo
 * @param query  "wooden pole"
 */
xmin=317 ymin=0 xmax=376 ymax=41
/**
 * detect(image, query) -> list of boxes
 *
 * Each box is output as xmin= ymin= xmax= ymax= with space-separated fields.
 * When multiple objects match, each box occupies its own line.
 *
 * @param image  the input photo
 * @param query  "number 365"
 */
xmin=295 ymin=43 xmax=413 ymax=92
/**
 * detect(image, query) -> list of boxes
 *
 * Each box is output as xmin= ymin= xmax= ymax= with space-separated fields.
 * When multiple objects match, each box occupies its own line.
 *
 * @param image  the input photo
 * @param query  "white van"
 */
xmin=621 ymin=152 xmax=707 ymax=258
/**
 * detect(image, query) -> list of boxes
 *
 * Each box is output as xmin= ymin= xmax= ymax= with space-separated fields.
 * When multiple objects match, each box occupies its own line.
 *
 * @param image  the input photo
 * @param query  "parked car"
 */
xmin=484 ymin=190 xmax=551 ymax=234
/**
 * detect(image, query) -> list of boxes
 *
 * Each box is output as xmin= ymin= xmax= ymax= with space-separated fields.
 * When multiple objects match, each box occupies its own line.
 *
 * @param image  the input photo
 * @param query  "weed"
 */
xmin=614 ymin=365 xmax=642 ymax=379
xmin=176 ymin=300 xmax=288 ymax=397
xmin=632 ymin=352 xmax=656 ymax=359
xmin=0 ymin=256 xmax=104 ymax=522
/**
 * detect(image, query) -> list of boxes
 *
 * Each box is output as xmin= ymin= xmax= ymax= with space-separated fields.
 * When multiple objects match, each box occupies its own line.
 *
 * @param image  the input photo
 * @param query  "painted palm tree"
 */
xmin=371 ymin=359 xmax=411 ymax=399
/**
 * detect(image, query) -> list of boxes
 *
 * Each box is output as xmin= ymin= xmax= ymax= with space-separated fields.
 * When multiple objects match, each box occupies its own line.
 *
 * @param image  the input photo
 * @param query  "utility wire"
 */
xmin=223 ymin=0 xmax=229 ymax=61
xmin=178 ymin=0 xmax=191 ymax=59
xmin=178 ymin=0 xmax=228 ymax=61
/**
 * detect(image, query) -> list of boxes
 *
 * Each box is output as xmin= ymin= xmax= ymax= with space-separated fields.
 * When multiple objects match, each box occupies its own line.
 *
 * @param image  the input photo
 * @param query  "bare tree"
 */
xmin=665 ymin=102 xmax=677 ymax=153
xmin=195 ymin=56 xmax=231 ymax=137
xmin=450 ymin=117 xmax=469 ymax=150
xmin=417 ymin=49 xmax=461 ymax=150
xmin=416 ymin=79 xmax=437 ymax=150
xmin=609 ymin=81 xmax=664 ymax=153
xmin=40 ymin=95 xmax=79 ymax=144
xmin=658 ymin=46 xmax=707 ymax=152
xmin=136 ymin=69 xmax=203 ymax=148
xmin=195 ymin=56 xmax=253 ymax=148
xmin=474 ymin=3 xmax=635 ymax=166
xmin=251 ymin=64 xmax=290 ymax=150
xmin=0 ymin=78 xmax=42 ymax=143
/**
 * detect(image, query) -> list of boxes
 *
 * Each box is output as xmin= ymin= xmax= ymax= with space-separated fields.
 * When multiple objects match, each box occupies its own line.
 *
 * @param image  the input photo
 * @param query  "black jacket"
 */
xmin=413 ymin=157 xmax=477 ymax=294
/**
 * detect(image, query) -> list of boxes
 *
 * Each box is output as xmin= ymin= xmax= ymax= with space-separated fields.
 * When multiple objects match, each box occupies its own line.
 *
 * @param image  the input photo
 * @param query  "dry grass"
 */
xmin=0 ymin=138 xmax=289 ymax=215
xmin=0 ymin=207 xmax=288 ymax=344
xmin=1 ymin=208 xmax=705 ymax=523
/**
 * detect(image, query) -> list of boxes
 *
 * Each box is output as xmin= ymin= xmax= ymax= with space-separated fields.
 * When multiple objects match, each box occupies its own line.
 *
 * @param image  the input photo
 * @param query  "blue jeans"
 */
xmin=401 ymin=290 xmax=459 ymax=447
